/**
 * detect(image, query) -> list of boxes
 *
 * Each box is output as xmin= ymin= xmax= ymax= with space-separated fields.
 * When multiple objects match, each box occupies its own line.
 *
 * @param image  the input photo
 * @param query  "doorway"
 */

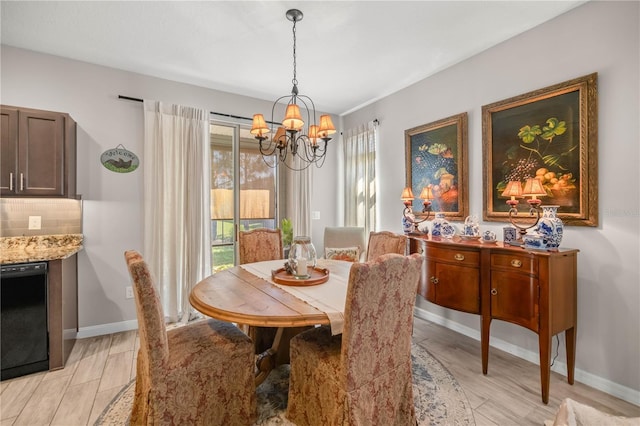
xmin=209 ymin=122 xmax=279 ymax=271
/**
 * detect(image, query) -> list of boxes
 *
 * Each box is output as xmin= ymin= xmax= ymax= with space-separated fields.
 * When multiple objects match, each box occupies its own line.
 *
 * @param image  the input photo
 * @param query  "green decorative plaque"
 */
xmin=101 ymin=145 xmax=139 ymax=173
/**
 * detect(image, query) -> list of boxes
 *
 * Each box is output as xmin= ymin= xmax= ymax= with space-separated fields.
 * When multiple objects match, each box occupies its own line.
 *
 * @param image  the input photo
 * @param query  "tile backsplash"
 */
xmin=0 ymin=198 xmax=82 ymax=237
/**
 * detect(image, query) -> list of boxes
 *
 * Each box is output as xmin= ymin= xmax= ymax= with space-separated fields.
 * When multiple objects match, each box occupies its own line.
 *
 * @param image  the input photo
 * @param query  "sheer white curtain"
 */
xmin=285 ymin=159 xmax=312 ymax=239
xmin=143 ymin=101 xmax=211 ymax=323
xmin=343 ymin=121 xmax=378 ymax=236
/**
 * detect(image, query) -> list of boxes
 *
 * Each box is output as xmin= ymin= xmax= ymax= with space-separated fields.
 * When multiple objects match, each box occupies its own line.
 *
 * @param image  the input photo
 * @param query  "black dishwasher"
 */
xmin=1 ymin=262 xmax=49 ymax=380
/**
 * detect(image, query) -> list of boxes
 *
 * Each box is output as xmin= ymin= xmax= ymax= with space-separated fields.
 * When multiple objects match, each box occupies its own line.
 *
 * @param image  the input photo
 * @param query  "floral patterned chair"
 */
xmin=238 ymin=228 xmax=284 ymax=353
xmin=238 ymin=228 xmax=283 ymax=264
xmin=365 ymin=230 xmax=408 ymax=261
xmin=286 ymin=253 xmax=424 ymax=426
xmin=124 ymin=250 xmax=256 ymax=425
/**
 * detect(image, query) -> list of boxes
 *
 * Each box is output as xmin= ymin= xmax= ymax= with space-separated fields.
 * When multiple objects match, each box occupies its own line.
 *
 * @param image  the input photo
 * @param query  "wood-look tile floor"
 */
xmin=1 ymin=316 xmax=639 ymax=425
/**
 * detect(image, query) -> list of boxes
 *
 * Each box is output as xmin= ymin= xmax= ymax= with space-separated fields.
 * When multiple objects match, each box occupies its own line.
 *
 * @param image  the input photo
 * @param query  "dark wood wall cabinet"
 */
xmin=410 ymin=236 xmax=578 ymax=404
xmin=1 ymin=105 xmax=76 ymax=198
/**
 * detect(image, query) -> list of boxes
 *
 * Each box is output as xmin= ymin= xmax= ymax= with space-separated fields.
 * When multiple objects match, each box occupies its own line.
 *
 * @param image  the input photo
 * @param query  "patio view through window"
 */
xmin=210 ymin=123 xmax=278 ymax=271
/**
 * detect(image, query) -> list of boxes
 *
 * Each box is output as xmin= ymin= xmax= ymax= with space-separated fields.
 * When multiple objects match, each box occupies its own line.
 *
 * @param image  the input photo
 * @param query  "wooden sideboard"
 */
xmin=409 ymin=235 xmax=578 ymax=404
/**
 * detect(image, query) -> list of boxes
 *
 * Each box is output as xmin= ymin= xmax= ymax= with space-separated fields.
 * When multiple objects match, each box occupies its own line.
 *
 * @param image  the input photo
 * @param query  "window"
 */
xmin=343 ymin=122 xmax=378 ymax=235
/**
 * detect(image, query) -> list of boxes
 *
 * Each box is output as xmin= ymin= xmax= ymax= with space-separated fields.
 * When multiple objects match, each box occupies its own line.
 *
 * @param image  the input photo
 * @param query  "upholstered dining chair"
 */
xmin=237 ymin=227 xmax=284 ymax=353
xmin=365 ymin=230 xmax=408 ymax=261
xmin=124 ymin=250 xmax=256 ymax=426
xmin=238 ymin=227 xmax=283 ymax=264
xmin=286 ymin=253 xmax=424 ymax=426
xmin=323 ymin=226 xmax=366 ymax=262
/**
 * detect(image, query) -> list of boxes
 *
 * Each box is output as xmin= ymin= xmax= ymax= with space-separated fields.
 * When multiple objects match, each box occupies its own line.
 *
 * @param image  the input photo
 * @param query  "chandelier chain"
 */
xmin=292 ymin=18 xmax=298 ymax=88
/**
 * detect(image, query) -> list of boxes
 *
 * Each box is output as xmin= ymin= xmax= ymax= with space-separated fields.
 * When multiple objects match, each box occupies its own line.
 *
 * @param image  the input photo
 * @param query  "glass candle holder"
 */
xmin=288 ymin=236 xmax=317 ymax=279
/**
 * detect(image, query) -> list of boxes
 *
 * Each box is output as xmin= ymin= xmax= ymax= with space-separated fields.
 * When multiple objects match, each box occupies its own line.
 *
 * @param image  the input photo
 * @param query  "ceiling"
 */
xmin=1 ymin=1 xmax=586 ymax=116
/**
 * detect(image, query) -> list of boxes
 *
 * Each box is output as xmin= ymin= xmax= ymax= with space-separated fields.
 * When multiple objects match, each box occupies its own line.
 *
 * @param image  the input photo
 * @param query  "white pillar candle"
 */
xmin=297 ymin=258 xmax=307 ymax=276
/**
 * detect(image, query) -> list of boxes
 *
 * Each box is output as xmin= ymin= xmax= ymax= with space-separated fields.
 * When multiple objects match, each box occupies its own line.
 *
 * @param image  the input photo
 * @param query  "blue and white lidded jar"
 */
xmin=431 ymin=212 xmax=449 ymax=237
xmin=482 ymin=230 xmax=497 ymax=242
xmin=536 ymin=205 xmax=563 ymax=248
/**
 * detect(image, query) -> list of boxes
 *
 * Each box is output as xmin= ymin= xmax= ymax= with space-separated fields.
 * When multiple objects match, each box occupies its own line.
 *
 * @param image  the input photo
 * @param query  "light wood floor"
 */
xmin=2 ymin=316 xmax=639 ymax=425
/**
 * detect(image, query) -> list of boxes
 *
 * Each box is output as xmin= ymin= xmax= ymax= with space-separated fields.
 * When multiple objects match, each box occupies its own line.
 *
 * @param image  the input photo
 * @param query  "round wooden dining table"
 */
xmin=189 ymin=259 xmax=353 ymax=384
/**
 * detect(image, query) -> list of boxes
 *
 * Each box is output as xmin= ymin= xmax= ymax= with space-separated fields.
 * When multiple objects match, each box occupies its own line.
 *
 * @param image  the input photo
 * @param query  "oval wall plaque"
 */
xmin=101 ymin=145 xmax=140 ymax=173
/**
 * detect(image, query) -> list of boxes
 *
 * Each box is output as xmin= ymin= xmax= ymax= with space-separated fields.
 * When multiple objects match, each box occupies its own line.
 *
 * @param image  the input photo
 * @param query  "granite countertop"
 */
xmin=0 ymin=234 xmax=83 ymax=265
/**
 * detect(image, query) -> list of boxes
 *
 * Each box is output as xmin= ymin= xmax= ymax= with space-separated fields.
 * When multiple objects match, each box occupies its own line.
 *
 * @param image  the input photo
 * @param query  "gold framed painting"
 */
xmin=405 ymin=112 xmax=468 ymax=221
xmin=482 ymin=73 xmax=598 ymax=226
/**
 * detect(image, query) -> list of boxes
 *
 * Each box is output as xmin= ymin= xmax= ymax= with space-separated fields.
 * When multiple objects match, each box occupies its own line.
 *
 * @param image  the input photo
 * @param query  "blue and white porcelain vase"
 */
xmin=402 ymin=210 xmax=416 ymax=234
xmin=536 ymin=205 xmax=563 ymax=248
xmin=431 ymin=212 xmax=448 ymax=237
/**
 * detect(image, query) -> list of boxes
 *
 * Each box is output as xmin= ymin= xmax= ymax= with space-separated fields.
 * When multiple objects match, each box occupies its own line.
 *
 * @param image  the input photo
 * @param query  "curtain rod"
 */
xmin=339 ymin=118 xmax=379 ymax=136
xmin=117 ymin=95 xmax=276 ymax=124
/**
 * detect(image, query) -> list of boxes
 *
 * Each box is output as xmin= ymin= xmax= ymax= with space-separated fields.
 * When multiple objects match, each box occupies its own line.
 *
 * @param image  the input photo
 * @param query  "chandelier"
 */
xmin=250 ymin=9 xmax=336 ymax=171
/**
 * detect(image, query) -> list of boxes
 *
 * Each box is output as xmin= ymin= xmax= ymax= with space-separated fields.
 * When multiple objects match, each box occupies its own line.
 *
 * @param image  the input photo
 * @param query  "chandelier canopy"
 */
xmin=250 ymin=9 xmax=336 ymax=170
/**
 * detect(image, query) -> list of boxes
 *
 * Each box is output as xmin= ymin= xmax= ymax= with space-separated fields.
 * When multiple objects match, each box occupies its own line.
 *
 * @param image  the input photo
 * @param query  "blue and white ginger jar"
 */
xmin=536 ymin=205 xmax=563 ymax=248
xmin=431 ymin=212 xmax=448 ymax=237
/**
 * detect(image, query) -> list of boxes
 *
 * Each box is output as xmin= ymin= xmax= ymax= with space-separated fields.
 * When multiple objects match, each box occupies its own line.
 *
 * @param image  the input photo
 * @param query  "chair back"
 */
xmin=366 ymin=231 xmax=407 ymax=261
xmin=323 ymin=226 xmax=366 ymax=262
xmin=124 ymin=251 xmax=169 ymax=379
xmin=238 ymin=228 xmax=283 ymax=264
xmin=341 ymin=253 xmax=423 ymax=390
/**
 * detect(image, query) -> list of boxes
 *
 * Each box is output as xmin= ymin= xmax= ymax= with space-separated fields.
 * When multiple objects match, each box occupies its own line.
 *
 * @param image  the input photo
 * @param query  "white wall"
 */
xmin=0 ymin=46 xmax=339 ymax=332
xmin=343 ymin=1 xmax=639 ymax=401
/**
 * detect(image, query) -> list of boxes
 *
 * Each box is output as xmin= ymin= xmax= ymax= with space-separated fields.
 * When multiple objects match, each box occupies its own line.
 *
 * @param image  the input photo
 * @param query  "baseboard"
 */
xmin=413 ymin=306 xmax=640 ymax=407
xmin=76 ymin=319 xmax=138 ymax=339
xmin=63 ymin=328 xmax=77 ymax=340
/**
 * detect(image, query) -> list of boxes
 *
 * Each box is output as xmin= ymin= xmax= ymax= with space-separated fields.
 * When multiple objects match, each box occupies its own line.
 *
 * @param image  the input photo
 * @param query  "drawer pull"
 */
xmin=454 ymin=253 xmax=465 ymax=261
xmin=510 ymin=259 xmax=522 ymax=268
xmin=491 ymin=288 xmax=498 ymax=296
xmin=9 ymin=172 xmax=13 ymax=191
xmin=430 ymin=276 xmax=439 ymax=284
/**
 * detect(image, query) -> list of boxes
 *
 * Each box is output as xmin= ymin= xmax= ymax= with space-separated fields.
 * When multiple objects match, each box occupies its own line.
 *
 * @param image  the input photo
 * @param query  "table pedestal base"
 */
xmin=252 ymin=326 xmax=312 ymax=386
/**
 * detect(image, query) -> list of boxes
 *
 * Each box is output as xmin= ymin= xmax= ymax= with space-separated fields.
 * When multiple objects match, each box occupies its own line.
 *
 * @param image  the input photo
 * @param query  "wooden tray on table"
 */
xmin=271 ymin=266 xmax=330 ymax=286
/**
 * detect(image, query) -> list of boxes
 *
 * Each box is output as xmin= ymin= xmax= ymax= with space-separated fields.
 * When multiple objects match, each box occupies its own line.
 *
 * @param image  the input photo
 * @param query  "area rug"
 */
xmin=95 ymin=343 xmax=475 ymax=425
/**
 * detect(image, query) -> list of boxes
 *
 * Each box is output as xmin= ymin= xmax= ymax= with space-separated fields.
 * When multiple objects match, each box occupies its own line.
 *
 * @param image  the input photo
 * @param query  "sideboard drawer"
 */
xmin=491 ymin=253 xmax=538 ymax=276
xmin=425 ymin=246 xmax=479 ymax=267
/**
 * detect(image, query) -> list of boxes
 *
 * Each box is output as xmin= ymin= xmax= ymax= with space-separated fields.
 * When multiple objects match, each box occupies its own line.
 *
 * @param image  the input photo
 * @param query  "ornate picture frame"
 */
xmin=482 ymin=73 xmax=598 ymax=226
xmin=405 ymin=112 xmax=469 ymax=221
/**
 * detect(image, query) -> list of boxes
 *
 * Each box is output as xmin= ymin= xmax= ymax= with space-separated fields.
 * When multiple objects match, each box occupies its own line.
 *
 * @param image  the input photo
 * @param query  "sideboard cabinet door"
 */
xmin=422 ymin=245 xmax=480 ymax=314
xmin=490 ymin=270 xmax=539 ymax=332
xmin=489 ymin=252 xmax=539 ymax=332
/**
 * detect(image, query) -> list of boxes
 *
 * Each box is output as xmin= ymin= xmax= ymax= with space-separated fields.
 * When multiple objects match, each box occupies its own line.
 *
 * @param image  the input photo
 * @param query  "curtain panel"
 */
xmin=285 ymin=157 xmax=313 ymax=240
xmin=343 ymin=122 xmax=378 ymax=236
xmin=143 ymin=101 xmax=211 ymax=322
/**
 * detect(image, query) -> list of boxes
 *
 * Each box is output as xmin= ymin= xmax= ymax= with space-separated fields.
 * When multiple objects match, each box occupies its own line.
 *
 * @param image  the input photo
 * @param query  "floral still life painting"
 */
xmin=482 ymin=73 xmax=598 ymax=226
xmin=405 ymin=112 xmax=468 ymax=221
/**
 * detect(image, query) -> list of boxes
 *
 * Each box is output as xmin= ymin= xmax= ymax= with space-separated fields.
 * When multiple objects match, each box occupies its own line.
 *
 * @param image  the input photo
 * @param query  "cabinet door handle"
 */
xmin=491 ymin=288 xmax=498 ymax=295
xmin=20 ymin=173 xmax=24 ymax=191
xmin=510 ymin=259 xmax=522 ymax=268
xmin=454 ymin=253 xmax=465 ymax=261
xmin=430 ymin=276 xmax=439 ymax=284
xmin=9 ymin=172 xmax=13 ymax=191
